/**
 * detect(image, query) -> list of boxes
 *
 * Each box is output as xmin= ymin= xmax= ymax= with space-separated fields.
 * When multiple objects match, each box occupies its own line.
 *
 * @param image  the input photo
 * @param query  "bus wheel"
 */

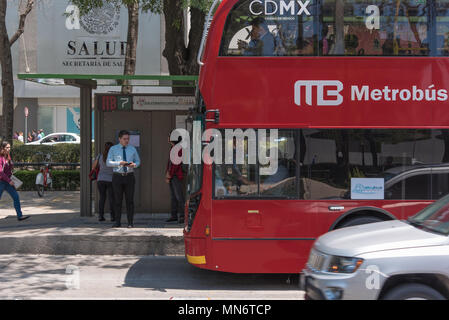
xmin=336 ymin=216 xmax=384 ymax=229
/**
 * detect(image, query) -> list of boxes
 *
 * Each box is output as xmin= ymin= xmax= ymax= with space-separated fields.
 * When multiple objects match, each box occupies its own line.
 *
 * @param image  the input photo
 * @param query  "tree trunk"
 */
xmin=162 ymin=0 xmax=205 ymax=94
xmin=122 ymin=1 xmax=139 ymax=94
xmin=0 ymin=0 xmax=14 ymax=143
xmin=0 ymin=0 xmax=34 ymax=142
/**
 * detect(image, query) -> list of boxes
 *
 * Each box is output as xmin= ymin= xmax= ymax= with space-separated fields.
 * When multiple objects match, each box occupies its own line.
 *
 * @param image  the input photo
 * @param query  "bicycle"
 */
xmin=35 ymin=153 xmax=53 ymax=197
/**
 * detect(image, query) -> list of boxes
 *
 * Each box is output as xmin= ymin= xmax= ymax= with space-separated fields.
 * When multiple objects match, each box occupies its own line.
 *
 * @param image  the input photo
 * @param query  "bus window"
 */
xmin=322 ymin=0 xmax=430 ymax=56
xmin=215 ymin=135 xmax=258 ymax=198
xmin=302 ymin=129 xmax=437 ymax=200
xmin=214 ymin=129 xmax=298 ymax=198
xmin=220 ymin=0 xmax=318 ymax=56
xmin=436 ymin=0 xmax=449 ymax=56
xmin=260 ymin=130 xmax=298 ymax=198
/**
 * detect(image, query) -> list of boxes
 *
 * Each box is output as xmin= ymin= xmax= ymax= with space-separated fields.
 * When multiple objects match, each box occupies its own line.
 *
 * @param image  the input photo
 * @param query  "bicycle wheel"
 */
xmin=36 ymin=184 xmax=45 ymax=197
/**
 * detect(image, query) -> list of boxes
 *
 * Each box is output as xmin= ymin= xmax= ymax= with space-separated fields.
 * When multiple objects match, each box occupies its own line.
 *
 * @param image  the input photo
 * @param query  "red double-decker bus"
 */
xmin=183 ymin=0 xmax=449 ymax=273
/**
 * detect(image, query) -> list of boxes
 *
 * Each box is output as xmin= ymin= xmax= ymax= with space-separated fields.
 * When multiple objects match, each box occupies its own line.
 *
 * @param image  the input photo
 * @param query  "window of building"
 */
xmin=37 ymin=106 xmax=54 ymax=136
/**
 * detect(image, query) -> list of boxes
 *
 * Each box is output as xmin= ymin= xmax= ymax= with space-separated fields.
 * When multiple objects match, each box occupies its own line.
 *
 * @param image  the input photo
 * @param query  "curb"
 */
xmin=0 ymin=234 xmax=185 ymax=255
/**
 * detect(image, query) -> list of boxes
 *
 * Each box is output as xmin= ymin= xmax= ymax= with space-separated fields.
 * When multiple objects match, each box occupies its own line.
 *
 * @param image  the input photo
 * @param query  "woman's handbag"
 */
xmin=10 ymin=175 xmax=23 ymax=189
xmin=89 ymin=166 xmax=100 ymax=181
xmin=89 ymin=155 xmax=100 ymax=181
xmin=1 ymin=160 xmax=22 ymax=189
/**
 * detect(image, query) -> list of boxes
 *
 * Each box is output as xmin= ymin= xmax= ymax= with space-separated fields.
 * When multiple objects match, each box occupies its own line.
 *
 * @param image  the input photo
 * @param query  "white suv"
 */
xmin=302 ymin=194 xmax=449 ymax=300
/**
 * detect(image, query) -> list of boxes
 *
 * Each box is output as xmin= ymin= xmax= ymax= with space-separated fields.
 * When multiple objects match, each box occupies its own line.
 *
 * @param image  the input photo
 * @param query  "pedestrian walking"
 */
xmin=27 ymin=132 xmax=33 ymax=143
xmin=107 ymin=130 xmax=140 ymax=228
xmin=18 ymin=132 xmax=24 ymax=143
xmin=93 ymin=142 xmax=115 ymax=222
xmin=0 ymin=141 xmax=30 ymax=221
xmin=165 ymin=135 xmax=185 ymax=224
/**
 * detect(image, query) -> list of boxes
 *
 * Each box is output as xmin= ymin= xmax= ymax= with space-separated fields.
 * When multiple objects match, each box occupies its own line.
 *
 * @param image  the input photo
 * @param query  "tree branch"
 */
xmin=9 ymin=0 xmax=35 ymax=46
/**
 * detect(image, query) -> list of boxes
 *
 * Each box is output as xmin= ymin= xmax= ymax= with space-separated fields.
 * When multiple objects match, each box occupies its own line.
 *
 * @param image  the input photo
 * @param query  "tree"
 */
xmin=0 ymin=0 xmax=35 ymax=142
xmin=160 ymin=1 xmax=211 ymax=82
xmin=71 ymin=0 xmax=212 ymax=93
xmin=71 ymin=0 xmax=142 ymax=94
xmin=146 ymin=0 xmax=213 ymax=93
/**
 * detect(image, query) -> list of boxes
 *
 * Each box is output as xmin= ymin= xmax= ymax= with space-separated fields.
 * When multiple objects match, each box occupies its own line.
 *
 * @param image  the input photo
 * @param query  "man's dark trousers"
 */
xmin=169 ymin=176 xmax=185 ymax=221
xmin=112 ymin=173 xmax=135 ymax=226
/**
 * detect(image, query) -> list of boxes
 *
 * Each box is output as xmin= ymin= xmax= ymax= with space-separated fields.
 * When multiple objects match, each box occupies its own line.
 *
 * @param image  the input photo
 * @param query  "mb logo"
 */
xmin=294 ymin=80 xmax=344 ymax=106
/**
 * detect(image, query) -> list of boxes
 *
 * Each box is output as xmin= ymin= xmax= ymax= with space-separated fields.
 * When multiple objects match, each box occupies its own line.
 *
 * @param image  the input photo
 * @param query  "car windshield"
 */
xmin=408 ymin=194 xmax=449 ymax=235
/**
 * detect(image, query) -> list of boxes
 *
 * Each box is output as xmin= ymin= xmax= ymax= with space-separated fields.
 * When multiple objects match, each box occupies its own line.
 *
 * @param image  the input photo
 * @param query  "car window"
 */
xmin=42 ymin=136 xmax=55 ymax=143
xmin=431 ymin=172 xmax=449 ymax=200
xmin=63 ymin=135 xmax=76 ymax=142
xmin=385 ymin=173 xmax=432 ymax=200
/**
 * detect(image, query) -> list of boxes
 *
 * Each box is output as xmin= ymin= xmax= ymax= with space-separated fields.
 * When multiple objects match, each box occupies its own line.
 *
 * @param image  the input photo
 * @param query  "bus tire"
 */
xmin=336 ymin=216 xmax=384 ymax=229
xmin=382 ymin=283 xmax=446 ymax=300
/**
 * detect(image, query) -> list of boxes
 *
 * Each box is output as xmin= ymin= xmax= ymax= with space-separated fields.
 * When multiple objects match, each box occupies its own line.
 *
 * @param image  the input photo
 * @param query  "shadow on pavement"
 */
xmin=123 ymin=256 xmax=299 ymax=292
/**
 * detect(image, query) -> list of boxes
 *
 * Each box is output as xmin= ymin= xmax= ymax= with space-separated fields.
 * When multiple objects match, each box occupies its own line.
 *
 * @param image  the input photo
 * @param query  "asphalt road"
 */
xmin=0 ymin=255 xmax=305 ymax=300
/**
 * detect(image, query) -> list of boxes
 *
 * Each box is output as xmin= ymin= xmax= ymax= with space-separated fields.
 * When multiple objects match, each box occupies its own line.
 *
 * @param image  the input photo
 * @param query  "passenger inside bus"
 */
xmin=238 ymin=17 xmax=276 ymax=56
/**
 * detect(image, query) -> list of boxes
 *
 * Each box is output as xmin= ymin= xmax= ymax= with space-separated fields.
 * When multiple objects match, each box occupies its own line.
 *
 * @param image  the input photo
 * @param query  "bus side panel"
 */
xmin=210 ymin=58 xmax=447 ymax=128
xmin=210 ymin=239 xmax=314 ymax=274
xmin=314 ymin=200 xmax=433 ymax=234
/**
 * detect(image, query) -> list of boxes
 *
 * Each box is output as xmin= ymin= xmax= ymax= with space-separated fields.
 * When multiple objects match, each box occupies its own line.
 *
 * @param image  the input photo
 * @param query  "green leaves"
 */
xmin=69 ymin=0 xmax=213 ymax=16
xmin=12 ymin=144 xmax=81 ymax=163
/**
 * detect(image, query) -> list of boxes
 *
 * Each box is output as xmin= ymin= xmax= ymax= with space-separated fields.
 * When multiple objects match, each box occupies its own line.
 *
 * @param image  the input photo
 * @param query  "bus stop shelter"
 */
xmin=17 ymin=74 xmax=198 ymax=217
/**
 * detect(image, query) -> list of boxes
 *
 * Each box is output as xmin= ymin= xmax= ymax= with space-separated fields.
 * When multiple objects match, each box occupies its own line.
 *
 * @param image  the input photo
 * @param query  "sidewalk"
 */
xmin=0 ymin=192 xmax=184 ymax=255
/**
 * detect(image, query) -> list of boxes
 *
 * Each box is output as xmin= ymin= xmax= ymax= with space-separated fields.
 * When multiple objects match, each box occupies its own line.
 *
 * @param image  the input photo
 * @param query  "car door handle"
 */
xmin=328 ymin=206 xmax=345 ymax=211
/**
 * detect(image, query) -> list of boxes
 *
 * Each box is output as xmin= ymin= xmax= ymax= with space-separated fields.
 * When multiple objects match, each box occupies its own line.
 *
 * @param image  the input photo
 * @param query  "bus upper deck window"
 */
xmin=218 ymin=0 xmax=449 ymax=57
xmin=219 ymin=0 xmax=318 ymax=57
xmin=322 ymin=0 xmax=430 ymax=56
xmin=437 ymin=1 xmax=449 ymax=56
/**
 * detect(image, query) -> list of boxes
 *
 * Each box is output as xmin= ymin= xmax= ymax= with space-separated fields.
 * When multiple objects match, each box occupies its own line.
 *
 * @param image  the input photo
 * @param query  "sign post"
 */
xmin=24 ymin=107 xmax=29 ymax=145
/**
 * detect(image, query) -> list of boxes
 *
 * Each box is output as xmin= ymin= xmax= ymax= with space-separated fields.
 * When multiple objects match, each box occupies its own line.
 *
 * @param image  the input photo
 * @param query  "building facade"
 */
xmin=1 ymin=1 xmax=193 ymax=214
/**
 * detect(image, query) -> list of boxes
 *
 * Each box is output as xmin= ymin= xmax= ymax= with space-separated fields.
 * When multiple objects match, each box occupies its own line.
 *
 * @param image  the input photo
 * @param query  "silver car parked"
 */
xmin=302 ymin=194 xmax=449 ymax=300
